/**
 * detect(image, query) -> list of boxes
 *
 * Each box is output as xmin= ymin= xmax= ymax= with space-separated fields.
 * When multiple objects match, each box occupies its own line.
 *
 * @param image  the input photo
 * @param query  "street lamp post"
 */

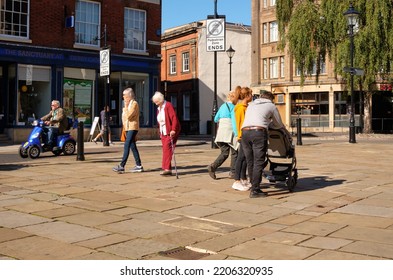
xmin=344 ymin=3 xmax=359 ymax=144
xmin=226 ymin=45 xmax=235 ymax=91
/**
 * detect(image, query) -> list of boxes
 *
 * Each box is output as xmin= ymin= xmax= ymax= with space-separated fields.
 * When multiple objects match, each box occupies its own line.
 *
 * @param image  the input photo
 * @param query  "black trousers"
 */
xmin=241 ymin=129 xmax=268 ymax=190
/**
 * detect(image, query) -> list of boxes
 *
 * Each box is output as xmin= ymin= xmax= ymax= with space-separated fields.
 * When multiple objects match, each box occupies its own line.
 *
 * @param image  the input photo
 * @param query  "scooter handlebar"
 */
xmin=32 ymin=119 xmax=44 ymax=127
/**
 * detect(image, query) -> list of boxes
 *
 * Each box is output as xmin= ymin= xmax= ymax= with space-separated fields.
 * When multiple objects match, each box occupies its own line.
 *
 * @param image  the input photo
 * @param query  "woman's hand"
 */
xmin=170 ymin=130 xmax=176 ymax=138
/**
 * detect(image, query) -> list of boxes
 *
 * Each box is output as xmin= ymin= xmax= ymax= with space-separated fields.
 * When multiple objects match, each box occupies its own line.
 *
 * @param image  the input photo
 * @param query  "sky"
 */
xmin=162 ymin=0 xmax=251 ymax=31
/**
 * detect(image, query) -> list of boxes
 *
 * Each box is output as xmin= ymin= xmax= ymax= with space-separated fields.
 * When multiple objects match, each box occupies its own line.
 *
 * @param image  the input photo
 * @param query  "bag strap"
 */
xmin=225 ymin=102 xmax=232 ymax=113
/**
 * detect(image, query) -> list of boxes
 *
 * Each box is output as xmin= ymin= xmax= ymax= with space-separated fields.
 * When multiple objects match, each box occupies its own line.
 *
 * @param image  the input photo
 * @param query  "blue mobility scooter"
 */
xmin=19 ymin=118 xmax=76 ymax=159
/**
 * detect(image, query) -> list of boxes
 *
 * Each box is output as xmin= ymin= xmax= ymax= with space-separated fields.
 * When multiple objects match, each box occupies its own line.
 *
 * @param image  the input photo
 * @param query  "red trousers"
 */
xmin=160 ymin=135 xmax=177 ymax=170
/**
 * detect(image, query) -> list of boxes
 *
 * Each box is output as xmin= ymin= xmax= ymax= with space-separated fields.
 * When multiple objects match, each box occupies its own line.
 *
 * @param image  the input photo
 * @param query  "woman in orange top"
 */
xmin=231 ymin=87 xmax=253 ymax=191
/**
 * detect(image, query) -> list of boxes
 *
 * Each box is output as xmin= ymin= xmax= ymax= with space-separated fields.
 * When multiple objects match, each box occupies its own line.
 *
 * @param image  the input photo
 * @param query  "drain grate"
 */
xmin=159 ymin=247 xmax=211 ymax=260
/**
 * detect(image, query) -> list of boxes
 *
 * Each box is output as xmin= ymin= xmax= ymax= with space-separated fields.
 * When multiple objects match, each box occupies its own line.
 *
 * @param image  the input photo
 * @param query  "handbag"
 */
xmin=120 ymin=128 xmax=126 ymax=142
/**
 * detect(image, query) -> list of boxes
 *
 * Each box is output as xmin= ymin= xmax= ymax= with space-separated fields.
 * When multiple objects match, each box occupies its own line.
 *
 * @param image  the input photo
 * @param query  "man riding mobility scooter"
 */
xmin=19 ymin=100 xmax=76 ymax=159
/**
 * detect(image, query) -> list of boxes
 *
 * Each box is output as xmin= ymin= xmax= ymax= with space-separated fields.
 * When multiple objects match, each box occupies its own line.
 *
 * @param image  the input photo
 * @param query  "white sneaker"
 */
xmin=232 ymin=181 xmax=250 ymax=191
xmin=241 ymin=179 xmax=252 ymax=189
xmin=130 ymin=165 xmax=143 ymax=173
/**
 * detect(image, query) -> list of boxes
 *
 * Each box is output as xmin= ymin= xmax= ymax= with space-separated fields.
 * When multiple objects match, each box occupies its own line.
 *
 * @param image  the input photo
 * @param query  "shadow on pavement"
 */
xmin=265 ymin=175 xmax=346 ymax=196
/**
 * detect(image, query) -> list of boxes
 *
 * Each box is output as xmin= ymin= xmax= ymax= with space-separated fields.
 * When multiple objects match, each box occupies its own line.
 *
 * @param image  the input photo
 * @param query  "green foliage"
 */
xmin=276 ymin=0 xmax=393 ymax=90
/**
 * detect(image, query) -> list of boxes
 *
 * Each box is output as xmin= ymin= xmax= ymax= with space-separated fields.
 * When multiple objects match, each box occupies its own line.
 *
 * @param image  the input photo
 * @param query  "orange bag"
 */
xmin=120 ymin=129 xmax=126 ymax=142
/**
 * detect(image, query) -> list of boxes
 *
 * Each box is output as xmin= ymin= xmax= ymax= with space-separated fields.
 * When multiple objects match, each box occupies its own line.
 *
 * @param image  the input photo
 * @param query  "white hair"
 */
xmin=123 ymin=87 xmax=135 ymax=99
xmin=152 ymin=91 xmax=165 ymax=103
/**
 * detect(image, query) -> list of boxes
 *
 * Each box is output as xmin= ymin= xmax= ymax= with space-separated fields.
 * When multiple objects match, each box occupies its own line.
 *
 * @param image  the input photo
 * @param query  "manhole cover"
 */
xmin=159 ymin=247 xmax=211 ymax=260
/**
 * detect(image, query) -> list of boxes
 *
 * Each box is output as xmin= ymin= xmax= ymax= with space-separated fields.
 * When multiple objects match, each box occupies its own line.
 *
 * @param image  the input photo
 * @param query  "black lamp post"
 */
xmin=344 ymin=3 xmax=359 ymax=144
xmin=226 ymin=45 xmax=235 ymax=91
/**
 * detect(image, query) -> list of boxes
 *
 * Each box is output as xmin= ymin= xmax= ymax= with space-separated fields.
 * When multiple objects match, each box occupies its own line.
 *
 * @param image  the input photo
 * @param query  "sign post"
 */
xmin=207 ymin=0 xmax=226 ymax=148
xmin=99 ymin=32 xmax=111 ymax=146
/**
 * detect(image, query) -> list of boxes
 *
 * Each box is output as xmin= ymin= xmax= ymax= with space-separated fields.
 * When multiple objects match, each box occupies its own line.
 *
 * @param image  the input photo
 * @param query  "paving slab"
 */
xmin=0 ymin=227 xmax=32 ymax=243
xmin=298 ymin=236 xmax=353 ymax=250
xmin=330 ymin=226 xmax=393 ymax=245
xmin=99 ymin=238 xmax=175 ymax=259
xmin=0 ymin=210 xmax=51 ymax=228
xmin=0 ymin=236 xmax=94 ymax=260
xmin=18 ymin=221 xmax=110 ymax=243
xmin=221 ymin=239 xmax=320 ymax=260
xmin=98 ymin=218 xmax=181 ymax=238
xmin=340 ymin=240 xmax=393 ymax=259
xmin=75 ymin=234 xmax=135 ymax=249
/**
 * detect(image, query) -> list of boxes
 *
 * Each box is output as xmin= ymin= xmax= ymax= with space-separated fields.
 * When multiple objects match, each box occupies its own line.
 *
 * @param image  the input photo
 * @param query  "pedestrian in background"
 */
xmin=93 ymin=106 xmax=112 ymax=144
xmin=231 ymin=87 xmax=253 ymax=191
xmin=241 ymin=90 xmax=285 ymax=198
xmin=207 ymin=87 xmax=239 ymax=180
xmin=152 ymin=91 xmax=181 ymax=176
xmin=113 ymin=88 xmax=143 ymax=173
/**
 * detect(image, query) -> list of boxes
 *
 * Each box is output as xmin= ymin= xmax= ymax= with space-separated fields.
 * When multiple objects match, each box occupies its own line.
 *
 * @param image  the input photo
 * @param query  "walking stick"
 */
xmin=170 ymin=138 xmax=179 ymax=179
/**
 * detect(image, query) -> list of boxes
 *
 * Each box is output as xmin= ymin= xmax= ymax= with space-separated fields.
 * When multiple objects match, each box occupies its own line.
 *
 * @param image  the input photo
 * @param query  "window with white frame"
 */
xmin=263 ymin=23 xmax=268 ymax=43
xmin=270 ymin=0 xmax=276 ymax=6
xmin=263 ymin=58 xmax=268 ymax=80
xmin=182 ymin=52 xmax=189 ymax=72
xmin=270 ymin=57 xmax=278 ymax=79
xmin=280 ymin=56 xmax=285 ymax=78
xmin=183 ymin=93 xmax=190 ymax=121
xmin=269 ymin=21 xmax=278 ymax=42
xmin=0 ymin=0 xmax=29 ymax=38
xmin=169 ymin=55 xmax=176 ymax=75
xmin=75 ymin=0 xmax=100 ymax=46
xmin=263 ymin=0 xmax=268 ymax=8
xmin=124 ymin=8 xmax=146 ymax=52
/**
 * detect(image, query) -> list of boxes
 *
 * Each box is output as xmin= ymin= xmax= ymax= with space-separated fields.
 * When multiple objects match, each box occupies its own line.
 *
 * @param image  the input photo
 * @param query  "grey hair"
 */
xmin=51 ymin=100 xmax=60 ymax=106
xmin=123 ymin=87 xmax=135 ymax=99
xmin=152 ymin=91 xmax=165 ymax=103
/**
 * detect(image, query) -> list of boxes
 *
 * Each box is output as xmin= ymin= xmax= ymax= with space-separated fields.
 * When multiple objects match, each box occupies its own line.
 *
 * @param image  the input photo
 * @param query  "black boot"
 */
xmin=207 ymin=164 xmax=216 ymax=180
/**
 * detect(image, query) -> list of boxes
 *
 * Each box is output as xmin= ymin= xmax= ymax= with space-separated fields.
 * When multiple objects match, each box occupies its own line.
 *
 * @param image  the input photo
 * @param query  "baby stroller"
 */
xmin=262 ymin=128 xmax=298 ymax=192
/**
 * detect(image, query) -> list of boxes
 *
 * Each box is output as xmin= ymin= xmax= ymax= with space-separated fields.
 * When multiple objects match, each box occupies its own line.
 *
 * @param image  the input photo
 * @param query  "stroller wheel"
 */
xmin=287 ymin=176 xmax=296 ymax=192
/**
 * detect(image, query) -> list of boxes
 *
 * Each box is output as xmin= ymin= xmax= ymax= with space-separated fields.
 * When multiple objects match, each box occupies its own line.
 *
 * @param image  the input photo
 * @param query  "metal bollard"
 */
xmin=296 ymin=118 xmax=303 ymax=146
xmin=76 ymin=121 xmax=85 ymax=161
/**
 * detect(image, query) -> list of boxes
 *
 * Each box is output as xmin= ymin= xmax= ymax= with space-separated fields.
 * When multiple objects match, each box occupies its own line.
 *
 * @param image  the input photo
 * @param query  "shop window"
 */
xmin=75 ymin=1 xmax=100 ymax=47
xmin=291 ymin=92 xmax=329 ymax=127
xmin=17 ymin=65 xmax=51 ymax=126
xmin=63 ymin=78 xmax=93 ymax=124
xmin=124 ymin=8 xmax=146 ymax=52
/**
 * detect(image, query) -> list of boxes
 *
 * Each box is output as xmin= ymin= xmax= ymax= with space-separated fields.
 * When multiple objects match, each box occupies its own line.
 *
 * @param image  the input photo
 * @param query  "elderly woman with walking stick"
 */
xmin=152 ymin=91 xmax=181 ymax=176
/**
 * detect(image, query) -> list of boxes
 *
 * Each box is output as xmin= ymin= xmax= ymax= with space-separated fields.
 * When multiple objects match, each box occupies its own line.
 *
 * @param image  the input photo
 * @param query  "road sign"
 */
xmin=343 ymin=66 xmax=364 ymax=76
xmin=100 ymin=48 xmax=110 ymax=77
xmin=206 ymin=18 xmax=225 ymax=52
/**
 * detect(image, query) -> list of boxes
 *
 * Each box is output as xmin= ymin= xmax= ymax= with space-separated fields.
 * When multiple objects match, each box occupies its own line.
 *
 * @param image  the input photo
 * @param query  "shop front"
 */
xmin=0 ymin=43 xmax=160 ymax=143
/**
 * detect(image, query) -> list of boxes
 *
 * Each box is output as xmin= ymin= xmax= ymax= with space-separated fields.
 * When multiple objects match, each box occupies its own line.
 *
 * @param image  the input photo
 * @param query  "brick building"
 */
xmin=0 ymin=0 xmax=161 ymax=143
xmin=161 ymin=21 xmax=251 ymax=135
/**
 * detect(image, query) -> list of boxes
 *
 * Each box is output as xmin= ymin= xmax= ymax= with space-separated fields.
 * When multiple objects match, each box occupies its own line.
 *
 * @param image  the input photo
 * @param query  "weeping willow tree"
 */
xmin=277 ymin=0 xmax=393 ymax=133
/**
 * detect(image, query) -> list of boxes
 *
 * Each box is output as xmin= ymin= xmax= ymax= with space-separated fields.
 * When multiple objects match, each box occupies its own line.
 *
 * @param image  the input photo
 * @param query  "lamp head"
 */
xmin=226 ymin=45 xmax=235 ymax=59
xmin=344 ymin=3 xmax=359 ymax=26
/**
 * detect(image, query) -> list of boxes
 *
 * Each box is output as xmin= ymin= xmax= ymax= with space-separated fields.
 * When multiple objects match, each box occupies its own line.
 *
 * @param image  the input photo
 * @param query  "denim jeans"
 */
xmin=44 ymin=126 xmax=59 ymax=146
xmin=120 ymin=130 xmax=141 ymax=167
xmin=241 ymin=129 xmax=268 ymax=190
